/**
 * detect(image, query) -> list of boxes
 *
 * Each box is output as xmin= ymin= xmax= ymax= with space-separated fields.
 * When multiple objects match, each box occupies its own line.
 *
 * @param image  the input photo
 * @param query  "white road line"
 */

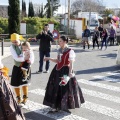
xmin=82 ymin=101 xmax=120 ymax=119
xmin=77 ymin=79 xmax=120 ymax=92
xmin=107 ymin=72 xmax=120 ymax=76
xmin=82 ymin=88 xmax=120 ymax=104
xmin=23 ymin=100 xmax=88 ymax=120
xmin=29 ymin=88 xmax=120 ymax=104
xmin=93 ymin=75 xmax=120 ymax=82
xmin=29 ymin=89 xmax=120 ymax=119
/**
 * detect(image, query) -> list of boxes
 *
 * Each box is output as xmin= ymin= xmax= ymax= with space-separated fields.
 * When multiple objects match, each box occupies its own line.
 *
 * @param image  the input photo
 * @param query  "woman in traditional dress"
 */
xmin=0 ymin=57 xmax=25 ymax=120
xmin=43 ymin=36 xmax=85 ymax=113
xmin=10 ymin=33 xmax=34 ymax=104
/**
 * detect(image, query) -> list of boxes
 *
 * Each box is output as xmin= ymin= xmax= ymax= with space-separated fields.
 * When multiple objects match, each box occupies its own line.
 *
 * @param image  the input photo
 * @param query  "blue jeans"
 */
xmin=39 ymin=51 xmax=50 ymax=72
xmin=101 ymin=38 xmax=107 ymax=49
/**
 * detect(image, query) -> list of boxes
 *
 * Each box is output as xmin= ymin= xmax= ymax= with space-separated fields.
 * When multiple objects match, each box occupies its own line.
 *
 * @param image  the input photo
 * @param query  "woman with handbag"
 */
xmin=43 ymin=36 xmax=85 ymax=113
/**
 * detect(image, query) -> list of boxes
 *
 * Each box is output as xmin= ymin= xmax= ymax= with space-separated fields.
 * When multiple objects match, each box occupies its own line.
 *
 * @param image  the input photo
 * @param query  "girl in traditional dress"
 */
xmin=0 ymin=57 xmax=25 ymax=120
xmin=10 ymin=33 xmax=34 ymax=104
xmin=43 ymin=36 xmax=85 ymax=113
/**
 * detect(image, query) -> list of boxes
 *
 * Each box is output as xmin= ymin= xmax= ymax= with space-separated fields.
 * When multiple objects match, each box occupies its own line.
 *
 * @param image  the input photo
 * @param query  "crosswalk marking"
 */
xmin=107 ymin=72 xmax=120 ymax=76
xmin=29 ymin=88 xmax=120 ymax=104
xmin=82 ymin=101 xmax=120 ymax=119
xmin=23 ymin=100 xmax=88 ymax=120
xmin=93 ymin=75 xmax=120 ymax=82
xmin=77 ymin=79 xmax=120 ymax=92
xmin=29 ymin=88 xmax=120 ymax=119
xmin=82 ymin=88 xmax=120 ymax=104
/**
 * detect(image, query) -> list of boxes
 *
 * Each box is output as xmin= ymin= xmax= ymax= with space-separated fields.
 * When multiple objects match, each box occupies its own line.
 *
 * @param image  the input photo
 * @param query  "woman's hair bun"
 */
xmin=60 ymin=36 xmax=69 ymax=43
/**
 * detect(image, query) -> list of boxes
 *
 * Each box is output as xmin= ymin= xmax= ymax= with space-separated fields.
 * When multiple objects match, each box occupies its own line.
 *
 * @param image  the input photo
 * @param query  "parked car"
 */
xmin=27 ymin=38 xmax=37 ymax=42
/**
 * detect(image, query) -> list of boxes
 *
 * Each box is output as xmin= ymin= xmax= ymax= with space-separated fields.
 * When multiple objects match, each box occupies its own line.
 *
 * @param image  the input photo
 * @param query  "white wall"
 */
xmin=20 ymin=23 xmax=26 ymax=34
xmin=49 ymin=23 xmax=54 ymax=33
xmin=61 ymin=18 xmax=83 ymax=38
xmin=74 ymin=20 xmax=82 ymax=38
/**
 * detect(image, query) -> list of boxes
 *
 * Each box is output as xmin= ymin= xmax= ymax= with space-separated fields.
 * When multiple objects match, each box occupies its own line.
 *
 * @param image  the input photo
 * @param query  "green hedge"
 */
xmin=23 ymin=17 xmax=60 ymax=34
xmin=0 ymin=17 xmax=60 ymax=34
xmin=0 ymin=17 xmax=8 ymax=34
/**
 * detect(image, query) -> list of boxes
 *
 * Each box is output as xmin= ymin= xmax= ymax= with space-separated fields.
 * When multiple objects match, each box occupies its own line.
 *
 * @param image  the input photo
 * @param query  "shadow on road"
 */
xmin=75 ymin=65 xmax=120 ymax=75
xmin=24 ymin=108 xmax=71 ymax=120
xmin=98 ymin=53 xmax=117 ymax=59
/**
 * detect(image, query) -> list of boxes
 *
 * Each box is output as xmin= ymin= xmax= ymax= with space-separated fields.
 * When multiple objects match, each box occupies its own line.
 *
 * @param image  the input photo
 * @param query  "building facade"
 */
xmin=0 ymin=5 xmax=8 ymax=18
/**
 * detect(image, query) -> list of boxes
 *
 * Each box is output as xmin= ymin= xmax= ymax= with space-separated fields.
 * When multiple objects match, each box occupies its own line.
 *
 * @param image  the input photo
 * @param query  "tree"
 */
xmin=103 ymin=9 xmax=114 ymax=17
xmin=71 ymin=0 xmax=105 ymax=15
xmin=117 ymin=11 xmax=120 ymax=17
xmin=39 ymin=4 xmax=44 ymax=18
xmin=28 ymin=1 xmax=34 ymax=17
xmin=8 ymin=0 xmax=20 ymax=34
xmin=44 ymin=0 xmax=60 ymax=18
xmin=33 ymin=4 xmax=44 ymax=18
xmin=22 ymin=0 xmax=26 ymax=17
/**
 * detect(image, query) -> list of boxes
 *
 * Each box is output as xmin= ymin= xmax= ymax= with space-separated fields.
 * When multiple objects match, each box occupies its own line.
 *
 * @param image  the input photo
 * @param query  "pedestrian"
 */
xmin=92 ymin=27 xmax=100 ymax=49
xmin=0 ymin=57 xmax=25 ymax=120
xmin=82 ymin=26 xmax=91 ymax=49
xmin=43 ymin=36 xmax=85 ymax=113
xmin=109 ymin=26 xmax=116 ymax=46
xmin=98 ymin=24 xmax=104 ymax=40
xmin=36 ymin=24 xmax=54 ymax=73
xmin=101 ymin=29 xmax=108 ymax=50
xmin=10 ymin=33 xmax=34 ymax=104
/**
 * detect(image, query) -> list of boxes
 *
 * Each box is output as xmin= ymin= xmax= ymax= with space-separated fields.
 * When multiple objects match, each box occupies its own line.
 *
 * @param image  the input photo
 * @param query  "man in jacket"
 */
xmin=82 ymin=26 xmax=91 ymax=49
xmin=36 ymin=24 xmax=54 ymax=73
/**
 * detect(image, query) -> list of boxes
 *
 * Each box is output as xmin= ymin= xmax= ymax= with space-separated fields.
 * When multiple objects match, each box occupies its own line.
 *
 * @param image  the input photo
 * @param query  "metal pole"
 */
xmin=88 ymin=11 xmax=91 ymax=29
xmin=51 ymin=0 xmax=53 ymax=17
xmin=1 ymin=38 xmax=4 ymax=56
xmin=68 ymin=0 xmax=70 ymax=35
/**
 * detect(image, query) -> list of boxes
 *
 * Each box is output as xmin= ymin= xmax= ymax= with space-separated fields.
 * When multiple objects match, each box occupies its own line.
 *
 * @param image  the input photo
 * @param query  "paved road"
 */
xmin=2 ymin=44 xmax=120 ymax=120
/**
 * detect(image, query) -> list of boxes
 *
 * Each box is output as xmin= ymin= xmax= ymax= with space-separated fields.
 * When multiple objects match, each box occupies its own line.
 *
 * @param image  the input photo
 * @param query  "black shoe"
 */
xmin=36 ymin=71 xmax=42 ymax=74
xmin=63 ymin=109 xmax=71 ymax=113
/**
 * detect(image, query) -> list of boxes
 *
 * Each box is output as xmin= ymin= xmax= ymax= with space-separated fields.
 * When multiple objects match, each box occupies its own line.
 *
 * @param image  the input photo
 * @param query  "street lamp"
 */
xmin=68 ymin=0 xmax=70 ymax=34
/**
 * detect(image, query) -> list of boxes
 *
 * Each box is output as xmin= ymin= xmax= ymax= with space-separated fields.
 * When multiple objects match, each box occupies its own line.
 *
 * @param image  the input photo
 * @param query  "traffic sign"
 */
xmin=53 ymin=30 xmax=59 ymax=40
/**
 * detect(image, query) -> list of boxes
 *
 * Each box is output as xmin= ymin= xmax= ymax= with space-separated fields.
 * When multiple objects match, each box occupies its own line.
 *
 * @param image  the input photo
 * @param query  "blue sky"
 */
xmin=0 ymin=0 xmax=120 ymax=13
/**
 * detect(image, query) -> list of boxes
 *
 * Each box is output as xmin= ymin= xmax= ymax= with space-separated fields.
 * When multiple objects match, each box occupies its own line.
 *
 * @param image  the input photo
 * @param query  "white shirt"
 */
xmin=69 ymin=49 xmax=76 ymax=61
xmin=10 ymin=45 xmax=34 ymax=64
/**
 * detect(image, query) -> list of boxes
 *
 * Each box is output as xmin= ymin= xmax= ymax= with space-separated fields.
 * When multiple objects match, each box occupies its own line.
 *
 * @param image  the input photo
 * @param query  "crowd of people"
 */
xmin=82 ymin=24 xmax=117 ymax=50
xmin=0 ymin=24 xmax=85 ymax=119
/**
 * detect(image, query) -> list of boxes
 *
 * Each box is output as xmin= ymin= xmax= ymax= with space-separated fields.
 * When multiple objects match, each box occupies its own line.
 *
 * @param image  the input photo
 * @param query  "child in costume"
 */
xmin=20 ymin=41 xmax=32 ymax=81
xmin=10 ymin=33 xmax=34 ymax=105
xmin=0 ymin=57 xmax=25 ymax=120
